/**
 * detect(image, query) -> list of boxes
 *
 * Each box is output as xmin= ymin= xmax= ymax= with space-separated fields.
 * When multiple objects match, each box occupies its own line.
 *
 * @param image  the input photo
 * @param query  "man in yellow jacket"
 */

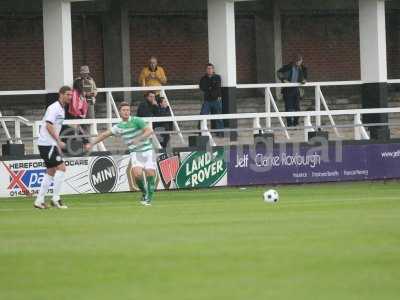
xmin=138 ymin=56 xmax=167 ymax=89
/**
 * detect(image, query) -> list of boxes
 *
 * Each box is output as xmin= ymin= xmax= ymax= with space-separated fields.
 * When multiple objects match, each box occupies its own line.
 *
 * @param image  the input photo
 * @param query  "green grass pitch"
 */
xmin=1 ymin=182 xmax=399 ymax=300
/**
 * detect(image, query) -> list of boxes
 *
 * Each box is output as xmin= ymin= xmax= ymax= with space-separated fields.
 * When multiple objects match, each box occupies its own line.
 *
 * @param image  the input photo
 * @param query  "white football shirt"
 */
xmin=37 ymin=101 xmax=65 ymax=146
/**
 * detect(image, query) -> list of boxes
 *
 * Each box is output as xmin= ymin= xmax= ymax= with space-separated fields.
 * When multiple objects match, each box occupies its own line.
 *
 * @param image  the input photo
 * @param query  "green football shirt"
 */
xmin=111 ymin=116 xmax=153 ymax=153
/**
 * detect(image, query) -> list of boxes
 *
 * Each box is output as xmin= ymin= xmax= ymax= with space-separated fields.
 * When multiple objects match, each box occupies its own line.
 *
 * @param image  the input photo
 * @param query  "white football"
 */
xmin=263 ymin=189 xmax=279 ymax=203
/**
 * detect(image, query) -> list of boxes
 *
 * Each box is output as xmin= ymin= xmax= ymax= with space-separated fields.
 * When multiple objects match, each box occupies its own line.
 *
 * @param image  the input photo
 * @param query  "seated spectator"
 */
xmin=137 ymin=91 xmax=159 ymax=117
xmin=154 ymin=97 xmax=172 ymax=148
xmin=199 ymin=63 xmax=224 ymax=137
xmin=74 ymin=65 xmax=97 ymax=119
xmin=138 ymin=56 xmax=167 ymax=96
xmin=277 ymin=54 xmax=308 ymax=127
xmin=137 ymin=91 xmax=171 ymax=148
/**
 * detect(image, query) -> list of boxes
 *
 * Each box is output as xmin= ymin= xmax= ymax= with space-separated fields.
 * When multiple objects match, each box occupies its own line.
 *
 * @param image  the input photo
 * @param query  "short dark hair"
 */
xmin=59 ymin=85 xmax=72 ymax=94
xmin=207 ymin=63 xmax=214 ymax=68
xmin=118 ymin=101 xmax=130 ymax=110
xmin=145 ymin=91 xmax=156 ymax=97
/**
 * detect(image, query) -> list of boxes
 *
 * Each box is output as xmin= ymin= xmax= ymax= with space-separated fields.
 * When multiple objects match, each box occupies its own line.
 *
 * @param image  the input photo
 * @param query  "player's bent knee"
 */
xmin=132 ymin=167 xmax=144 ymax=178
xmin=145 ymin=169 xmax=156 ymax=177
xmin=56 ymin=163 xmax=66 ymax=172
xmin=47 ymin=168 xmax=56 ymax=177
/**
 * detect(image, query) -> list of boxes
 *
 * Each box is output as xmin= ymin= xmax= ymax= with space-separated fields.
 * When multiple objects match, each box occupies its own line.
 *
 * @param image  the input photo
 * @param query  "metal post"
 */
xmin=200 ymin=119 xmax=208 ymax=136
xmin=319 ymin=88 xmax=341 ymax=138
xmin=315 ymin=85 xmax=321 ymax=128
xmin=0 ymin=111 xmax=13 ymax=143
xmin=89 ymin=120 xmax=104 ymax=151
xmin=160 ymin=89 xmax=185 ymax=144
xmin=303 ymin=115 xmax=314 ymax=142
xmin=355 ymin=113 xmax=370 ymax=140
xmin=15 ymin=120 xmax=21 ymax=144
xmin=106 ymin=92 xmax=112 ymax=130
xmin=354 ymin=113 xmax=361 ymax=140
xmin=109 ymin=93 xmax=120 ymax=118
xmin=200 ymin=118 xmax=216 ymax=146
xmin=267 ymin=88 xmax=290 ymax=140
xmin=265 ymin=87 xmax=271 ymax=130
xmin=32 ymin=121 xmax=39 ymax=154
xmin=253 ymin=117 xmax=261 ymax=135
xmin=148 ymin=121 xmax=162 ymax=150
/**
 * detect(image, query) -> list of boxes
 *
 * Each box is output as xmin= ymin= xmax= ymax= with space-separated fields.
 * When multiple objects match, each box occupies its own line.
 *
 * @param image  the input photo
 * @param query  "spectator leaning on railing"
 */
xmin=199 ymin=63 xmax=224 ymax=137
xmin=138 ymin=56 xmax=167 ymax=97
xmin=277 ymin=54 xmax=308 ymax=127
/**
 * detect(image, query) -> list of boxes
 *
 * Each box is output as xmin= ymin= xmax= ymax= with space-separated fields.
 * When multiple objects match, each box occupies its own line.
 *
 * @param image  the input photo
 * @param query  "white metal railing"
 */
xmin=97 ymin=85 xmax=198 ymax=146
xmin=237 ymin=80 xmax=364 ymax=139
xmin=354 ymin=113 xmax=370 ymax=140
xmin=23 ymin=107 xmax=400 ymax=153
xmin=0 ymin=116 xmax=32 ymax=144
xmin=388 ymin=79 xmax=400 ymax=84
xmin=30 ymin=118 xmax=165 ymax=154
xmin=160 ymin=89 xmax=185 ymax=143
xmin=97 ymin=80 xmax=365 ymax=144
xmin=0 ymin=110 xmax=12 ymax=142
xmin=3 ymin=107 xmax=400 ymax=154
xmin=0 ymin=90 xmax=49 ymax=96
xmin=1 ymin=79 xmax=400 ymax=153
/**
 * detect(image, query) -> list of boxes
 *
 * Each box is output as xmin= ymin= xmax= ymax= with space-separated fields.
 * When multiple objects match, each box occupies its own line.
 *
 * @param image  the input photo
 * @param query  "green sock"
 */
xmin=146 ymin=176 xmax=156 ymax=201
xmin=136 ymin=177 xmax=147 ymax=199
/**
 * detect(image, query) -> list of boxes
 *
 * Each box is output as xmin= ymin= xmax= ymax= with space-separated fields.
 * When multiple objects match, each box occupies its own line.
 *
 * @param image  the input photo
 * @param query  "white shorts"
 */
xmin=130 ymin=150 xmax=157 ymax=170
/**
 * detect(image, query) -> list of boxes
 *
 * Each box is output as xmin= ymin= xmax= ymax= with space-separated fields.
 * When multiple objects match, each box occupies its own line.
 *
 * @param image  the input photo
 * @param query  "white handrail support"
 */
xmin=266 ymin=88 xmax=290 ymax=140
xmin=32 ymin=122 xmax=39 ymax=154
xmin=303 ymin=115 xmax=315 ymax=142
xmin=160 ymin=89 xmax=185 ymax=144
xmin=354 ymin=113 xmax=370 ymax=140
xmin=15 ymin=120 xmax=21 ymax=144
xmin=147 ymin=121 xmax=162 ymax=150
xmin=200 ymin=119 xmax=216 ymax=147
xmin=106 ymin=92 xmax=113 ymax=131
xmin=317 ymin=86 xmax=341 ymax=138
xmin=253 ymin=117 xmax=262 ymax=135
xmin=0 ymin=110 xmax=13 ymax=143
xmin=109 ymin=93 xmax=120 ymax=119
xmin=315 ymin=85 xmax=321 ymax=127
xmin=264 ymin=88 xmax=271 ymax=130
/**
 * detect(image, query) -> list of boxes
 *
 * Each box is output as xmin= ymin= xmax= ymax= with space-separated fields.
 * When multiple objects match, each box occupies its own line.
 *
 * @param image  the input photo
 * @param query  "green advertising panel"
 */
xmin=175 ymin=149 xmax=227 ymax=189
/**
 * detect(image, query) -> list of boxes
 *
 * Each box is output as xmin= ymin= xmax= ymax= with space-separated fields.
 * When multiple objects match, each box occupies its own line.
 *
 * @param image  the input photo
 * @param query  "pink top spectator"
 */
xmin=68 ymin=89 xmax=88 ymax=118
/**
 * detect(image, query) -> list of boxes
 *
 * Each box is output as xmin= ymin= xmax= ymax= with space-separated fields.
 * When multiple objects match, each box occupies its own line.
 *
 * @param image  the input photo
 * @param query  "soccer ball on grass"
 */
xmin=263 ymin=189 xmax=279 ymax=203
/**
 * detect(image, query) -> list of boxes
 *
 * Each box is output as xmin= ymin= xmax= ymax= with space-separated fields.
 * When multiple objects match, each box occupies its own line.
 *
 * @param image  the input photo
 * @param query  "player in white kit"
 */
xmin=34 ymin=86 xmax=72 ymax=209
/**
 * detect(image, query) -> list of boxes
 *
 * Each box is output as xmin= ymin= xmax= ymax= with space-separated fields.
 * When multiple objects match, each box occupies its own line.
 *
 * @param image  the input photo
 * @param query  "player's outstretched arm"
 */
xmin=86 ymin=130 xmax=113 ymax=151
xmin=129 ymin=127 xmax=153 ymax=145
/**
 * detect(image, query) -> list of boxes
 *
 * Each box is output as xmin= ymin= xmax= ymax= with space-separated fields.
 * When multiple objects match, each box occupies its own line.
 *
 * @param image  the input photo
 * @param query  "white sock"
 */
xmin=35 ymin=174 xmax=53 ymax=204
xmin=52 ymin=171 xmax=65 ymax=202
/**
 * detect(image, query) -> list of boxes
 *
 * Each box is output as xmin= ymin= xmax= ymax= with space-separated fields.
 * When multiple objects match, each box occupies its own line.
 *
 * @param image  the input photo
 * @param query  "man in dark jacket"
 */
xmin=137 ymin=91 xmax=171 ymax=148
xmin=277 ymin=54 xmax=308 ymax=127
xmin=137 ymin=91 xmax=159 ymax=117
xmin=199 ymin=63 xmax=224 ymax=137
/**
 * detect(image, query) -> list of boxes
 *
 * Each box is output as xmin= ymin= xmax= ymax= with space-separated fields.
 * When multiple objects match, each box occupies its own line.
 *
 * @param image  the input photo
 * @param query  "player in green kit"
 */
xmin=86 ymin=102 xmax=156 ymax=206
